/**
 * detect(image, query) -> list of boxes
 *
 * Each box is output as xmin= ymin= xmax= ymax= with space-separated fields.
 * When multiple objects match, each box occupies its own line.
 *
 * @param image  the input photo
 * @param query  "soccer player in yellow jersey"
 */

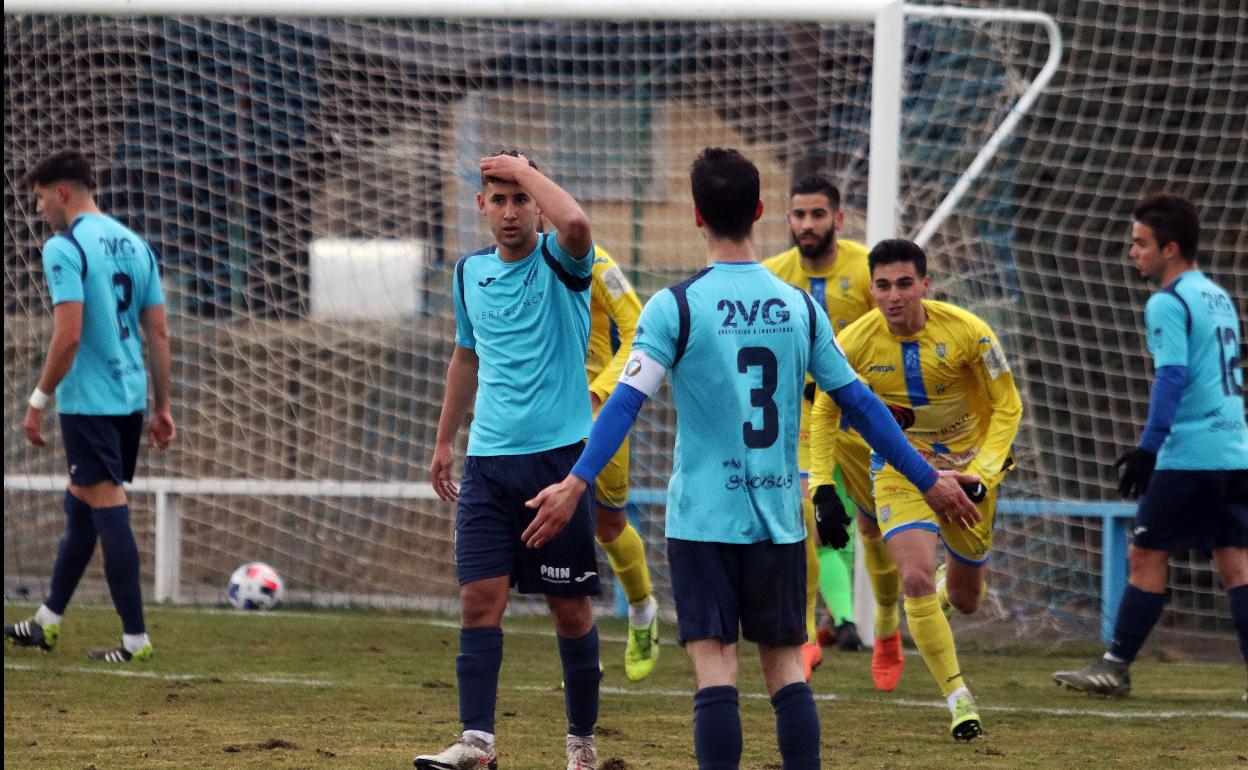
xmin=586 ymin=246 xmax=660 ymax=681
xmin=835 ymin=239 xmax=1022 ymax=740
xmin=763 ymin=174 xmax=873 ymax=679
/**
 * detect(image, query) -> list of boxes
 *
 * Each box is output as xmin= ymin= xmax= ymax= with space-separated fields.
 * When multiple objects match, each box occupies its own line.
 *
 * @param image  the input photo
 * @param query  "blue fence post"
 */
xmin=1100 ymin=513 xmax=1129 ymax=644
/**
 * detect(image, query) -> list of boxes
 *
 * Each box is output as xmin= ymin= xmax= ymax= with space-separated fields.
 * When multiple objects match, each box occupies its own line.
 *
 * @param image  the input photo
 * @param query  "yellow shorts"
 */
xmin=595 ymin=436 xmax=630 ymax=510
xmin=591 ymin=397 xmax=630 ymax=510
xmin=834 ymin=431 xmax=874 ymax=517
xmin=872 ymin=464 xmax=997 ymax=566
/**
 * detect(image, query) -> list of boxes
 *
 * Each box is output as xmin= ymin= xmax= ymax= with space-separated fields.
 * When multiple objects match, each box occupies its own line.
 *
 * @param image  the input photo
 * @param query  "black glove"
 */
xmin=1115 ymin=447 xmax=1156 ymax=499
xmin=960 ymin=481 xmax=986 ymax=503
xmin=812 ymin=485 xmax=852 ymax=549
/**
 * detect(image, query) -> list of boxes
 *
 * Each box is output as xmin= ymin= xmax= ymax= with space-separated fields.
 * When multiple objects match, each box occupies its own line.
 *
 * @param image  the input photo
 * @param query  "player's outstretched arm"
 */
xmin=24 ymin=301 xmax=83 ymax=447
xmin=430 ymin=345 xmax=479 ymax=502
xmin=479 ymin=153 xmax=591 ymax=257
xmin=523 ymin=381 xmax=649 ymax=548
xmin=141 ymin=304 xmax=176 ymax=451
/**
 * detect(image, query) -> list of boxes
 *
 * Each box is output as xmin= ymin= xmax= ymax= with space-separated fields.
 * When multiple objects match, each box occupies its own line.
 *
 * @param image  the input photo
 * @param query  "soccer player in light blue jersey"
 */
xmin=527 ymin=148 xmax=981 ymax=769
xmin=5 ymin=150 xmax=174 ymax=664
xmin=1054 ymin=194 xmax=1248 ymax=699
xmin=416 ymin=152 xmax=602 ymax=770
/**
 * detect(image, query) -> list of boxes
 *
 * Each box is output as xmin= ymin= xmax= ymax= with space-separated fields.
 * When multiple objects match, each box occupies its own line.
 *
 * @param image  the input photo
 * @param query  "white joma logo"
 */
xmin=574 ymin=572 xmax=597 ymax=583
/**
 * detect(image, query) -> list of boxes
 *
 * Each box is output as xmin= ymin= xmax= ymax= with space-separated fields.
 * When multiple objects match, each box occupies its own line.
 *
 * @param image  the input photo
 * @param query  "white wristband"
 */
xmin=28 ymin=387 xmax=50 ymax=410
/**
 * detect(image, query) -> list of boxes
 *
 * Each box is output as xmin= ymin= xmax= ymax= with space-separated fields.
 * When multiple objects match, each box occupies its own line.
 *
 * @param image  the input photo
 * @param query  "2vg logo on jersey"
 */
xmin=717 ymin=298 xmax=791 ymax=332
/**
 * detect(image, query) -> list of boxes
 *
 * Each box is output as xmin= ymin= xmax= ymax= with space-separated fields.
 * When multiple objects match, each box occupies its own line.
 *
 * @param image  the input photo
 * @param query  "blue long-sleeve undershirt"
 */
xmin=1138 ymin=365 xmax=1187 ymax=454
xmin=831 ymin=379 xmax=939 ymax=492
xmin=571 ymin=379 xmax=939 ymax=493
xmin=570 ymin=383 xmax=648 ymax=484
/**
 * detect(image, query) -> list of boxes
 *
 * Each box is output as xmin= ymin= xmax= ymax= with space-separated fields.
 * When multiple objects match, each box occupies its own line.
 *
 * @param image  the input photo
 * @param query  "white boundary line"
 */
xmin=6 ymin=663 xmax=1245 ymax=721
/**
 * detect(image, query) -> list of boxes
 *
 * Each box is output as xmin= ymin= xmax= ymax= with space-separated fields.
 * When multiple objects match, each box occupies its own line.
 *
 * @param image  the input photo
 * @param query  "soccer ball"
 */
xmin=227 ymin=562 xmax=285 ymax=611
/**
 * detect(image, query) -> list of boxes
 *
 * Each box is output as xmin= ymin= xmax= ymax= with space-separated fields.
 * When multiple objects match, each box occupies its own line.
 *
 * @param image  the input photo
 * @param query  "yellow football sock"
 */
xmin=905 ymin=593 xmax=965 ymax=697
xmin=861 ymin=533 xmax=900 ymax=637
xmin=598 ymin=523 xmax=652 ymax=604
xmin=802 ymin=497 xmax=820 ymax=642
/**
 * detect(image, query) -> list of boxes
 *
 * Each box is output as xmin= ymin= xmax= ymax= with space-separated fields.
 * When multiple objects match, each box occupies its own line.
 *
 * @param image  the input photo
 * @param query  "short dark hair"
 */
xmin=789 ymin=174 xmax=840 ymax=210
xmin=689 ymin=147 xmax=760 ymax=241
xmin=868 ymin=238 xmax=928 ymax=278
xmin=481 ymin=149 xmax=538 ymax=188
xmin=22 ymin=149 xmax=95 ymax=190
xmin=1133 ymin=193 xmax=1199 ymax=261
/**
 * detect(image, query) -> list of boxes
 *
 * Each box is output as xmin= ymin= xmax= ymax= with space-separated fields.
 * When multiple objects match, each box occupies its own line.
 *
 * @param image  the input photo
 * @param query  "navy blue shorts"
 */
xmin=59 ymin=412 xmax=144 ymax=486
xmin=455 ymin=442 xmax=600 ymax=596
xmin=1134 ymin=469 xmax=1248 ymax=552
xmin=667 ymin=537 xmax=806 ymax=646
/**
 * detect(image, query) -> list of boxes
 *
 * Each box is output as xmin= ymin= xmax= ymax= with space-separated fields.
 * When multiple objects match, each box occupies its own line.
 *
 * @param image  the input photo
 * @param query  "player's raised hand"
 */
xmin=23 ymin=405 xmax=46 ymax=447
xmin=430 ymin=442 xmax=458 ymax=502
xmin=923 ymin=470 xmax=982 ymax=529
xmin=522 ymin=475 xmax=588 ymax=549
xmin=479 ymin=153 xmax=532 ymax=184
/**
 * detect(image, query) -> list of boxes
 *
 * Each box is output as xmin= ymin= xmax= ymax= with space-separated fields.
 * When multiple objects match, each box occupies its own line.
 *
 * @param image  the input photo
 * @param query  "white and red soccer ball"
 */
xmin=227 ymin=562 xmax=285 ymax=611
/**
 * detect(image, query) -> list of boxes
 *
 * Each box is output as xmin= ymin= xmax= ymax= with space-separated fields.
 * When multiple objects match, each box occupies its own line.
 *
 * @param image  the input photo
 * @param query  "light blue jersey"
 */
xmin=453 ymin=231 xmax=594 ymax=456
xmin=631 ymin=262 xmax=859 ymax=544
xmin=1145 ymin=271 xmax=1248 ymax=470
xmin=42 ymin=213 xmax=164 ymax=415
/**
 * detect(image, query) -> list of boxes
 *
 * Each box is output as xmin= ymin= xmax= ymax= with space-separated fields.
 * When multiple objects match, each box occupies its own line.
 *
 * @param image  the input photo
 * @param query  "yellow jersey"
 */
xmin=761 ymin=240 xmax=874 ymax=332
xmin=586 ymin=247 xmax=643 ymax=403
xmin=837 ymin=300 xmax=1023 ymax=488
xmin=764 ymin=240 xmax=874 ymax=477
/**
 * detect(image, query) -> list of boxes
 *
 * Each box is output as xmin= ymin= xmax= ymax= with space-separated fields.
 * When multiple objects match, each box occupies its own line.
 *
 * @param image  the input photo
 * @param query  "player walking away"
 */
xmin=1053 ymin=194 xmax=1248 ymax=700
xmin=763 ymin=174 xmax=875 ymax=678
xmin=526 ymin=148 xmax=981 ymax=769
xmin=5 ymin=149 xmax=175 ymax=663
xmin=584 ymin=246 xmax=661 ymax=681
xmin=834 ymin=239 xmax=1023 ymax=739
xmin=416 ymin=152 xmax=602 ymax=770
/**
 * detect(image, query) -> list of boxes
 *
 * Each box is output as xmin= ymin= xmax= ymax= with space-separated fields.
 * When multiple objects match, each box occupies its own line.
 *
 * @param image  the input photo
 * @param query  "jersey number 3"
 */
xmin=738 ymin=346 xmax=778 ymax=449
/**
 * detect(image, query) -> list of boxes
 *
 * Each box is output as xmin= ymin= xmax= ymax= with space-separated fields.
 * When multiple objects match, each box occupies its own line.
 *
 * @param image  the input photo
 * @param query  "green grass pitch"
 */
xmin=5 ymin=604 xmax=1246 ymax=769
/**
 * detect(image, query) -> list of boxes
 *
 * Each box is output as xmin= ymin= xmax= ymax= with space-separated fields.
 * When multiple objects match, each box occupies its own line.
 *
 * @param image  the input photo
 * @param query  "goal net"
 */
xmin=5 ymin=2 xmax=1244 ymax=649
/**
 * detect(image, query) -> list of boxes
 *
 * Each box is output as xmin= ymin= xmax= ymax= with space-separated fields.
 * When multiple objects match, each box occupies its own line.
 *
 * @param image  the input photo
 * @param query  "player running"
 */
xmin=832 ymin=238 xmax=1023 ymax=739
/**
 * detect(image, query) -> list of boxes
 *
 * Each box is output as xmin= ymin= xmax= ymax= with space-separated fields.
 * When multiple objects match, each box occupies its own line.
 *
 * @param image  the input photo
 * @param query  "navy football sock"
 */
xmin=91 ymin=504 xmax=146 ymax=635
xmin=457 ymin=626 xmax=504 ymax=733
xmin=1107 ymin=584 xmax=1166 ymax=664
xmin=694 ymin=685 xmax=742 ymax=769
xmin=771 ymin=682 xmax=820 ymax=769
xmin=558 ymin=625 xmax=600 ymax=737
xmin=45 ymin=492 xmax=98 ymax=616
xmin=1227 ymin=584 xmax=1248 ymax=666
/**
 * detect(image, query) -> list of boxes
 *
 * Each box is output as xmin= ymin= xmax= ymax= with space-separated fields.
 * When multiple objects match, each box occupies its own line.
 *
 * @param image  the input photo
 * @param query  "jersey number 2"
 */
xmin=738 ymin=346 xmax=778 ymax=449
xmin=112 ymin=273 xmax=133 ymax=340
